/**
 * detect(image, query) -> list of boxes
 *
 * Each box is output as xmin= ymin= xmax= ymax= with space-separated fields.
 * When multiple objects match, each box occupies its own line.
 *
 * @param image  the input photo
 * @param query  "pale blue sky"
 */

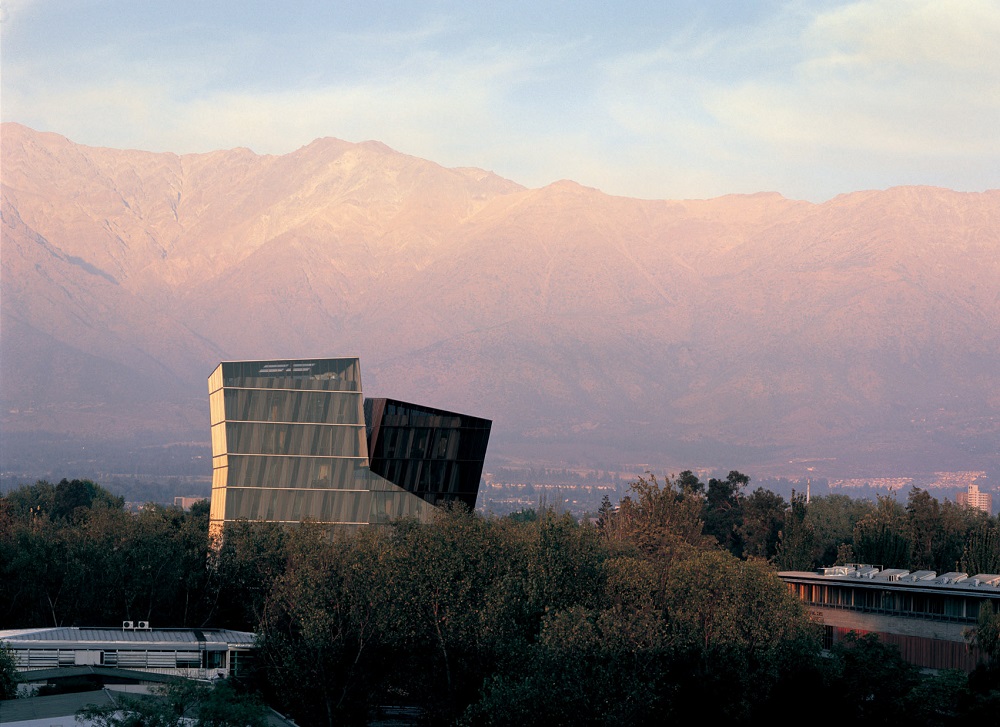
xmin=2 ymin=0 xmax=998 ymax=201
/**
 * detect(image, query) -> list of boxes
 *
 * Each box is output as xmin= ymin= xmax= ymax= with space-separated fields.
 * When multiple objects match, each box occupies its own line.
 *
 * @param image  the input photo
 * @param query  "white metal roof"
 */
xmin=779 ymin=565 xmax=1000 ymax=597
xmin=0 ymin=627 xmax=255 ymax=649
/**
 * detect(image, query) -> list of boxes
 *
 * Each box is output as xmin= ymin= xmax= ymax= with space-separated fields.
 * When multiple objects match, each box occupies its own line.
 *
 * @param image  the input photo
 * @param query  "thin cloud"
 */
xmin=806 ymin=0 xmax=1000 ymax=75
xmin=707 ymin=0 xmax=1000 ymax=157
xmin=589 ymin=0 xmax=1000 ymax=198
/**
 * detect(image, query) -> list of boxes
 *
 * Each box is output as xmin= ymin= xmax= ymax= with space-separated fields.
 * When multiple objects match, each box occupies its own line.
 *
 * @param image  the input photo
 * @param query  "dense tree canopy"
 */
xmin=2 ymin=475 xmax=998 ymax=723
xmin=1 ymin=481 xmax=211 ymax=628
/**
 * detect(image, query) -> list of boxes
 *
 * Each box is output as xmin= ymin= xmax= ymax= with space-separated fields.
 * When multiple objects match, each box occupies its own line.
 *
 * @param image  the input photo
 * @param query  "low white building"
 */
xmin=0 ymin=624 xmax=255 ymax=683
xmin=779 ymin=565 xmax=1000 ymax=671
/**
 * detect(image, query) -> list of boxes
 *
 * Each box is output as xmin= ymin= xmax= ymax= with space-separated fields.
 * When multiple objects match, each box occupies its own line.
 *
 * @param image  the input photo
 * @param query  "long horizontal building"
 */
xmin=779 ymin=565 xmax=1000 ymax=671
xmin=0 ymin=625 xmax=256 ymax=682
xmin=208 ymin=358 xmax=491 ymax=535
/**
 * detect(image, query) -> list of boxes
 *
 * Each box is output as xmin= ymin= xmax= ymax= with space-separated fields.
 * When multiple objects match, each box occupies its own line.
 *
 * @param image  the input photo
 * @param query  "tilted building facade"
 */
xmin=208 ymin=359 xmax=490 ymax=535
xmin=365 ymin=398 xmax=492 ymax=511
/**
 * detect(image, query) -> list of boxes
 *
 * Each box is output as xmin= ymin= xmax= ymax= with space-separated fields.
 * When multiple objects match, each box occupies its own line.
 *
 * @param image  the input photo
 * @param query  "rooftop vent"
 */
xmin=900 ymin=570 xmax=937 ymax=582
xmin=874 ymin=569 xmax=910 ymax=582
xmin=968 ymin=574 xmax=1000 ymax=587
xmin=818 ymin=566 xmax=855 ymax=577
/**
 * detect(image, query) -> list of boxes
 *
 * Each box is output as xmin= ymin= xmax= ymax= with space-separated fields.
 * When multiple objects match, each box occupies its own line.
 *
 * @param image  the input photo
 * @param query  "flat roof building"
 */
xmin=779 ymin=565 xmax=1000 ymax=671
xmin=0 ymin=625 xmax=255 ymax=682
xmin=208 ymin=359 xmax=490 ymax=535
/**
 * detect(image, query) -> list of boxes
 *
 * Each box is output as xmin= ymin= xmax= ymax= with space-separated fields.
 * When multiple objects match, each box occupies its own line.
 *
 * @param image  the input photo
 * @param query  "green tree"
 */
xmin=853 ymin=494 xmax=911 ymax=568
xmin=966 ymin=602 xmax=1000 ymax=666
xmin=462 ymin=604 xmax=669 ymax=726
xmin=7 ymin=515 xmax=84 ymax=626
xmin=2 ymin=480 xmax=57 ymax=518
xmin=702 ymin=471 xmax=749 ymax=556
xmin=0 ymin=643 xmax=17 ymax=700
xmin=961 ymin=521 xmax=1000 ymax=576
xmin=775 ymin=492 xmax=816 ymax=571
xmin=0 ymin=478 xmax=215 ymax=627
xmin=805 ymin=494 xmax=872 ymax=567
xmin=197 ymin=679 xmax=267 ymax=727
xmin=835 ymin=543 xmax=856 ymax=565
xmin=603 ymin=473 xmax=709 ymax=558
xmin=823 ymin=632 xmax=919 ymax=724
xmin=664 ymin=549 xmax=816 ymax=659
xmin=259 ymin=522 xmax=405 ymax=725
xmin=506 ymin=507 xmax=538 ymax=523
xmin=259 ymin=507 xmax=533 ymax=725
xmin=206 ymin=519 xmax=287 ymax=630
xmin=907 ymin=669 xmax=972 ymax=726
xmin=407 ymin=506 xmax=566 ymax=718
xmin=739 ymin=488 xmax=786 ymax=560
xmin=109 ymin=505 xmax=193 ymax=624
xmin=661 ymin=549 xmax=820 ymax=722
xmin=905 ymin=487 xmax=942 ymax=570
xmin=676 ymin=469 xmax=704 ymax=494
xmin=935 ymin=500 xmax=985 ymax=573
xmin=52 ymin=478 xmax=124 ymax=521
xmin=3 ymin=479 xmax=123 ymax=522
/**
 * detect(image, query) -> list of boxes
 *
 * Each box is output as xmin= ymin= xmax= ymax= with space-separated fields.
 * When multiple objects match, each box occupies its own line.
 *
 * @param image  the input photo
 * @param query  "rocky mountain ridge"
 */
xmin=2 ymin=122 xmax=998 ymax=479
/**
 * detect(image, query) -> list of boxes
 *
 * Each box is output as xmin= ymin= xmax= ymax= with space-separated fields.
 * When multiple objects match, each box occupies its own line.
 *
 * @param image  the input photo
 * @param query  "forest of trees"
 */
xmin=1 ymin=475 xmax=999 ymax=725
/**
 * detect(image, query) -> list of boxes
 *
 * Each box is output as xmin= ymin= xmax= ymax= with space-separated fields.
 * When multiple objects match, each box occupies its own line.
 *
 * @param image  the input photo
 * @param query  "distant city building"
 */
xmin=173 ymin=496 xmax=207 ymax=511
xmin=957 ymin=483 xmax=992 ymax=513
xmin=207 ymin=359 xmax=490 ymax=536
xmin=779 ymin=565 xmax=1000 ymax=671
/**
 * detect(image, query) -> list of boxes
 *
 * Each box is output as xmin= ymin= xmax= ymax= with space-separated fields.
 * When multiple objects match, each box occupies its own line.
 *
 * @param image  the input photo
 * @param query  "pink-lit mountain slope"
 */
xmin=2 ymin=122 xmax=998 ymax=477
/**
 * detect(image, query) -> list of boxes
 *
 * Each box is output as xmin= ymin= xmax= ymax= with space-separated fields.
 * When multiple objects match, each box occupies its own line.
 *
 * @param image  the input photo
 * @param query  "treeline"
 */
xmin=2 ymin=476 xmax=999 ymax=725
xmin=1 ymin=479 xmax=215 ymax=627
xmin=655 ymin=470 xmax=1000 ymax=574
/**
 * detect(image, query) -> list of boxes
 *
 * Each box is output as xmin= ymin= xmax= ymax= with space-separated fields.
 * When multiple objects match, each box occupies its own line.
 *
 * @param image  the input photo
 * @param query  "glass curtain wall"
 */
xmin=365 ymin=398 xmax=492 ymax=510
xmin=208 ymin=359 xmax=436 ymax=535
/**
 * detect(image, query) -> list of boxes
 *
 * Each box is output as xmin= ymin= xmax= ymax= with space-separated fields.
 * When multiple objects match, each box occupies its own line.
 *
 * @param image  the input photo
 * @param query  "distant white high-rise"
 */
xmin=957 ymin=483 xmax=992 ymax=513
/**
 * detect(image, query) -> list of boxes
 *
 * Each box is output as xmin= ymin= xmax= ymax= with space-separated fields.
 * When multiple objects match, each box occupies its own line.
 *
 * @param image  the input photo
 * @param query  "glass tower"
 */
xmin=208 ymin=358 xmax=490 ymax=536
xmin=208 ymin=359 xmax=439 ymax=536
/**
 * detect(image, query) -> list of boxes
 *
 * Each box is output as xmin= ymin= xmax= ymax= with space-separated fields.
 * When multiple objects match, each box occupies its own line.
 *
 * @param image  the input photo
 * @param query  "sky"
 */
xmin=1 ymin=0 xmax=998 ymax=202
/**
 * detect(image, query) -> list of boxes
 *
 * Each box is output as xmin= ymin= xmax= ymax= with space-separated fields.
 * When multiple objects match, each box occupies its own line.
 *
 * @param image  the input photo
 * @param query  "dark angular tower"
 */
xmin=364 ymin=398 xmax=492 ymax=510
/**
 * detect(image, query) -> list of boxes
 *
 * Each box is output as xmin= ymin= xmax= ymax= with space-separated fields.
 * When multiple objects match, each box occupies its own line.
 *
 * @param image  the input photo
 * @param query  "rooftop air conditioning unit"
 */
xmin=137 ymin=621 xmax=150 ymax=630
xmin=122 ymin=621 xmax=134 ymax=630
xmin=818 ymin=566 xmax=853 ymax=577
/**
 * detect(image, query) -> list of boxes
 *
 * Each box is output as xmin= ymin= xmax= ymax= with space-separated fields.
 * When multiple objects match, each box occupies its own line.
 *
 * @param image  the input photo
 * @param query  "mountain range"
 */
xmin=2 ymin=122 xmax=998 ymax=482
